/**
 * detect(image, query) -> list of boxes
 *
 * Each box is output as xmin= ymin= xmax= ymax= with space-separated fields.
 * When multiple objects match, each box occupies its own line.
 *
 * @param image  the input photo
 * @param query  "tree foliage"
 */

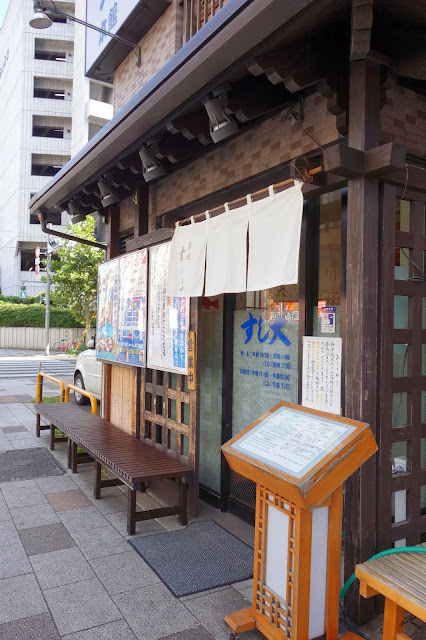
xmin=47 ymin=217 xmax=104 ymax=324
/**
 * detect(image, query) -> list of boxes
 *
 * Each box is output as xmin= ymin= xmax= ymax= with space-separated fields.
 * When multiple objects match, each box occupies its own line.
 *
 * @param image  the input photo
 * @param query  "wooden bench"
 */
xmin=356 ymin=545 xmax=426 ymax=640
xmin=34 ymin=402 xmax=192 ymax=534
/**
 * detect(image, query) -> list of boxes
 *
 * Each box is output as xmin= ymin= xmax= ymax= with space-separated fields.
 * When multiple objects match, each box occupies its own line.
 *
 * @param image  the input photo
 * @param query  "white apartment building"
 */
xmin=0 ymin=0 xmax=112 ymax=297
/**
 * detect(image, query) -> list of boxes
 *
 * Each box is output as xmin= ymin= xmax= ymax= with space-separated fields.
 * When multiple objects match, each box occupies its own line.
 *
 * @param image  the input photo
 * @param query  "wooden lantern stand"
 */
xmin=221 ymin=401 xmax=377 ymax=640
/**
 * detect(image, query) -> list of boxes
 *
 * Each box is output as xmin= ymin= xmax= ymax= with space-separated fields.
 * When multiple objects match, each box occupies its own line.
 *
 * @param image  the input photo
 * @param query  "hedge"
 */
xmin=0 ymin=294 xmax=43 ymax=305
xmin=0 ymin=301 xmax=84 ymax=328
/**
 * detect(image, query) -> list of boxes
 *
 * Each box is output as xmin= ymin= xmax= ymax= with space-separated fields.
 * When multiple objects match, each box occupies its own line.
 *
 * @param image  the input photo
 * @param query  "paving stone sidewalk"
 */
xmin=0 ymin=400 xmax=260 ymax=640
xmin=0 ymin=399 xmax=424 ymax=640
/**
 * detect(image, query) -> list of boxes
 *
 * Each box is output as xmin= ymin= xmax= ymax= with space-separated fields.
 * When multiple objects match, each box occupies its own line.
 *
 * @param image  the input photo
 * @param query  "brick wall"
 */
xmin=119 ymin=194 xmax=136 ymax=233
xmin=381 ymin=86 xmax=426 ymax=157
xmin=149 ymin=93 xmax=338 ymax=227
xmin=113 ymin=0 xmax=183 ymax=112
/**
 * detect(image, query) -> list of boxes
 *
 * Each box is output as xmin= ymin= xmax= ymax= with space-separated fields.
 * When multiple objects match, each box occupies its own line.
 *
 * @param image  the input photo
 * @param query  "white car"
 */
xmin=73 ymin=339 xmax=102 ymax=404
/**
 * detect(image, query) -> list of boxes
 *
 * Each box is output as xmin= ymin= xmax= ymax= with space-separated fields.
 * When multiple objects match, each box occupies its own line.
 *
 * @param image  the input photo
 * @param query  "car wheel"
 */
xmin=74 ymin=373 xmax=89 ymax=405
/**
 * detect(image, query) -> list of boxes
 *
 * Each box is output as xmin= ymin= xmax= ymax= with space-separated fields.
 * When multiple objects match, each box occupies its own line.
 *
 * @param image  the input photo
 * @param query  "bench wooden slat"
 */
xmin=356 ymin=545 xmax=426 ymax=624
xmin=34 ymin=402 xmax=193 ymax=534
xmin=34 ymin=403 xmax=191 ymax=485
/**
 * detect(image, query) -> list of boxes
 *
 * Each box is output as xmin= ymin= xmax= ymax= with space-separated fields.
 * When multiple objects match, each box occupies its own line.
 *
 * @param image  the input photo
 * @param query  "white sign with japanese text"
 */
xmin=302 ymin=337 xmax=342 ymax=415
xmin=148 ymin=242 xmax=190 ymax=374
xmin=231 ymin=404 xmax=354 ymax=479
xmin=85 ymin=0 xmax=139 ymax=74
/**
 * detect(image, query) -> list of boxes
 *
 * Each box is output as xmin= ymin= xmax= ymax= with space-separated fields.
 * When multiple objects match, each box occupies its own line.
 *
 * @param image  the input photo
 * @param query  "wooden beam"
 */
xmin=134 ymin=183 xmax=149 ymax=238
xmin=166 ymin=111 xmax=211 ymax=146
xmin=126 ymin=227 xmax=173 ymax=252
xmin=323 ymin=142 xmax=406 ymax=178
xmin=323 ymin=144 xmax=364 ymax=177
xmin=350 ymin=0 xmax=374 ymax=61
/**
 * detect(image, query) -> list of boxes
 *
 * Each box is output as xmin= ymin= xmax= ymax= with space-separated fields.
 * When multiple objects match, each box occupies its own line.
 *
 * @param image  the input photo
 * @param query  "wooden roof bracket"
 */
xmin=322 ymin=141 xmax=407 ymax=180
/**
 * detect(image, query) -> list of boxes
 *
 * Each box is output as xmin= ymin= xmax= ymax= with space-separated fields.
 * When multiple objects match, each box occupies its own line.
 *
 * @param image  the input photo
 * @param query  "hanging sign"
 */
xmin=187 ymin=331 xmax=196 ymax=390
xmin=96 ymin=249 xmax=147 ymax=366
xmin=302 ymin=337 xmax=342 ymax=415
xmin=148 ymin=243 xmax=189 ymax=374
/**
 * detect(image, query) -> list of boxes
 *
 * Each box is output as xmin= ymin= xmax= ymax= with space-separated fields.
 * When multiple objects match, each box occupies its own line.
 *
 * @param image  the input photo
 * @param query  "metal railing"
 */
xmin=182 ymin=0 xmax=228 ymax=44
xmin=35 ymin=367 xmax=65 ymax=436
xmin=64 ymin=384 xmax=97 ymax=415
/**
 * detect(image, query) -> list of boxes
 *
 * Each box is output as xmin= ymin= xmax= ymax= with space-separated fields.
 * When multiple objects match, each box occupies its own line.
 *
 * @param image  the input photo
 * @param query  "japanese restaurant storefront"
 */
xmin=29 ymin=0 xmax=425 ymax=621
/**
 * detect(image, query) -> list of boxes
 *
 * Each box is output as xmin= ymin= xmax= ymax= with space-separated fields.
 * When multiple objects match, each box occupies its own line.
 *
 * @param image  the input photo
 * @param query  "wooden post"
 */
xmin=101 ymin=205 xmax=120 ymax=422
xmin=344 ymin=56 xmax=381 ymax=622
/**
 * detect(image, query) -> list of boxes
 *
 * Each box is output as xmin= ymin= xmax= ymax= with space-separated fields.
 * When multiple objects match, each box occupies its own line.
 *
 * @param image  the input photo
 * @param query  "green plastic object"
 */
xmin=340 ymin=546 xmax=426 ymax=600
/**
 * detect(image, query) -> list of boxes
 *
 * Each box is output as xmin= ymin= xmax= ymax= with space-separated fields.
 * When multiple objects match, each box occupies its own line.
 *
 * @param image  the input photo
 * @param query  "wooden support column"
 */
xmin=101 ymin=205 xmax=120 ymax=421
xmin=344 ymin=57 xmax=381 ymax=623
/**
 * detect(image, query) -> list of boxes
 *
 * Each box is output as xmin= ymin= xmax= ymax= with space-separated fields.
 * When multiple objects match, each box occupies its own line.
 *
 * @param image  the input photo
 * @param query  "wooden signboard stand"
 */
xmin=222 ymin=401 xmax=377 ymax=640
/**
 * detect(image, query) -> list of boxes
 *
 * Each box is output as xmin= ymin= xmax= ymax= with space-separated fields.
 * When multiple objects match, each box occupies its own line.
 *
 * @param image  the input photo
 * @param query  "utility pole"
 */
xmin=44 ymin=238 xmax=51 ymax=356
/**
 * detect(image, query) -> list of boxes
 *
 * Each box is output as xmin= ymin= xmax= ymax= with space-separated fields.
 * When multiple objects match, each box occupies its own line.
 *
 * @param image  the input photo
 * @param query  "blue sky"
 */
xmin=0 ymin=0 xmax=10 ymax=29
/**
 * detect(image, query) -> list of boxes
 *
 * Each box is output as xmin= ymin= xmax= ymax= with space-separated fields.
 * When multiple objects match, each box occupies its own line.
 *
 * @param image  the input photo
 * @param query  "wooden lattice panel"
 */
xmin=379 ymin=183 xmax=426 ymax=549
xmin=254 ymin=486 xmax=297 ymax=639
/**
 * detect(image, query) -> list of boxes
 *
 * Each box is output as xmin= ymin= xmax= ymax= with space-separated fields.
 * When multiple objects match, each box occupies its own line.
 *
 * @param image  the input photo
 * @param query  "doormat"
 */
xmin=129 ymin=520 xmax=253 ymax=598
xmin=0 ymin=448 xmax=64 ymax=482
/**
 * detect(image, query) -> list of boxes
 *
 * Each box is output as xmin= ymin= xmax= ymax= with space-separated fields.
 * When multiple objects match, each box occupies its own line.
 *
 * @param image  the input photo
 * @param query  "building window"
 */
xmin=33 ymin=125 xmax=64 ymax=138
xmin=34 ymin=88 xmax=65 ymax=99
xmin=20 ymin=250 xmax=35 ymax=271
xmin=34 ymin=49 xmax=66 ymax=62
xmin=31 ymin=154 xmax=70 ymax=177
xmin=31 ymin=163 xmax=63 ymax=177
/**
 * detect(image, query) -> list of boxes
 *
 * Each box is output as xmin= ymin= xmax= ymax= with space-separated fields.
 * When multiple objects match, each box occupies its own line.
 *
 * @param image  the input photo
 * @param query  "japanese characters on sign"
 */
xmin=187 ymin=332 xmax=196 ymax=390
xmin=85 ymin=0 xmax=139 ymax=74
xmin=302 ymin=336 xmax=342 ymax=415
xmin=96 ymin=249 xmax=147 ymax=367
xmin=148 ymin=243 xmax=189 ymax=374
xmin=231 ymin=404 xmax=355 ymax=479
xmin=233 ymin=310 xmax=299 ymax=437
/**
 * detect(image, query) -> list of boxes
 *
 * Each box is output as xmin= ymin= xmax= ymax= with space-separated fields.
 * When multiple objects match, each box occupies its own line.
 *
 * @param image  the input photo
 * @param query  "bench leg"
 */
xmin=178 ymin=478 xmax=188 ymax=526
xmin=36 ymin=414 xmax=41 ymax=438
xmin=50 ymin=424 xmax=55 ymax=451
xmin=94 ymin=462 xmax=102 ymax=499
xmin=67 ymin=439 xmax=72 ymax=469
xmin=383 ymin=598 xmax=405 ymax=640
xmin=72 ymin=441 xmax=78 ymax=474
xmin=127 ymin=488 xmax=136 ymax=536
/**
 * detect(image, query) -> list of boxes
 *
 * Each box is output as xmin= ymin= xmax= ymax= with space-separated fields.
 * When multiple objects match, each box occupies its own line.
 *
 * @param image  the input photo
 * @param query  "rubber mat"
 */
xmin=129 ymin=520 xmax=253 ymax=597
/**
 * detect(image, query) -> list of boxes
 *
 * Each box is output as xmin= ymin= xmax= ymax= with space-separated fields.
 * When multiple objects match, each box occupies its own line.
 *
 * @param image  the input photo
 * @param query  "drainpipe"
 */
xmin=38 ymin=213 xmax=107 ymax=251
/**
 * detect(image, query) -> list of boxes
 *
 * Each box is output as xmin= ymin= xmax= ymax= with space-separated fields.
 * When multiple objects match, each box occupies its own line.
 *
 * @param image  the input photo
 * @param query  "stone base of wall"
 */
xmin=0 ymin=327 xmax=87 ymax=351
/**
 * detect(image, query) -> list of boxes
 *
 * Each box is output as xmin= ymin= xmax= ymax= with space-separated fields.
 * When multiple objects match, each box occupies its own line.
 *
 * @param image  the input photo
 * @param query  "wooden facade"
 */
xmin=30 ymin=0 xmax=426 ymax=622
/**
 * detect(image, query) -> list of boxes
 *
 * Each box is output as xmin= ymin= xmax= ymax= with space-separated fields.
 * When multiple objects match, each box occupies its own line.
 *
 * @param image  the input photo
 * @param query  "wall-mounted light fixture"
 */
xmin=97 ymin=178 xmax=120 ymax=208
xmin=202 ymin=92 xmax=238 ymax=143
xmin=139 ymin=146 xmax=165 ymax=182
xmin=29 ymin=2 xmax=141 ymax=67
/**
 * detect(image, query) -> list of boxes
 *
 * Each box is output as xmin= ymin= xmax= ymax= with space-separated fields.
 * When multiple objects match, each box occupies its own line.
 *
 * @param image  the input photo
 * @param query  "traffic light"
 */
xmin=20 ymin=282 xmax=27 ymax=299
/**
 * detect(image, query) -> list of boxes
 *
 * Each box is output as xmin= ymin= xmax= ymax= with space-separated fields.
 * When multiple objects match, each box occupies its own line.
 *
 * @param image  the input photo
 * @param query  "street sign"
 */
xmin=35 ymin=257 xmax=40 ymax=266
xmin=35 ymin=246 xmax=40 ymax=258
xmin=35 ymin=264 xmax=40 ymax=278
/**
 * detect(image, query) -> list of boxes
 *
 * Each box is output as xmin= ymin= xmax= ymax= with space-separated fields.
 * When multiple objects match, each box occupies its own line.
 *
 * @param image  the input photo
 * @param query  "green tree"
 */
xmin=45 ymin=217 xmax=104 ymax=324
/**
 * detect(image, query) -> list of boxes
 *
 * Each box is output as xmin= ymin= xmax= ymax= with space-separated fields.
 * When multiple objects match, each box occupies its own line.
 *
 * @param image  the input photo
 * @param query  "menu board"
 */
xmin=302 ymin=337 xmax=342 ymax=415
xmin=231 ymin=404 xmax=355 ymax=479
xmin=96 ymin=249 xmax=147 ymax=366
xmin=147 ymin=243 xmax=189 ymax=374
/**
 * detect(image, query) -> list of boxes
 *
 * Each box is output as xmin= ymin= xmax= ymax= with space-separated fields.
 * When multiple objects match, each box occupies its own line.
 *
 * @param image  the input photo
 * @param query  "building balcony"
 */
xmin=183 ymin=0 xmax=229 ymax=43
xmin=86 ymin=99 xmax=114 ymax=126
